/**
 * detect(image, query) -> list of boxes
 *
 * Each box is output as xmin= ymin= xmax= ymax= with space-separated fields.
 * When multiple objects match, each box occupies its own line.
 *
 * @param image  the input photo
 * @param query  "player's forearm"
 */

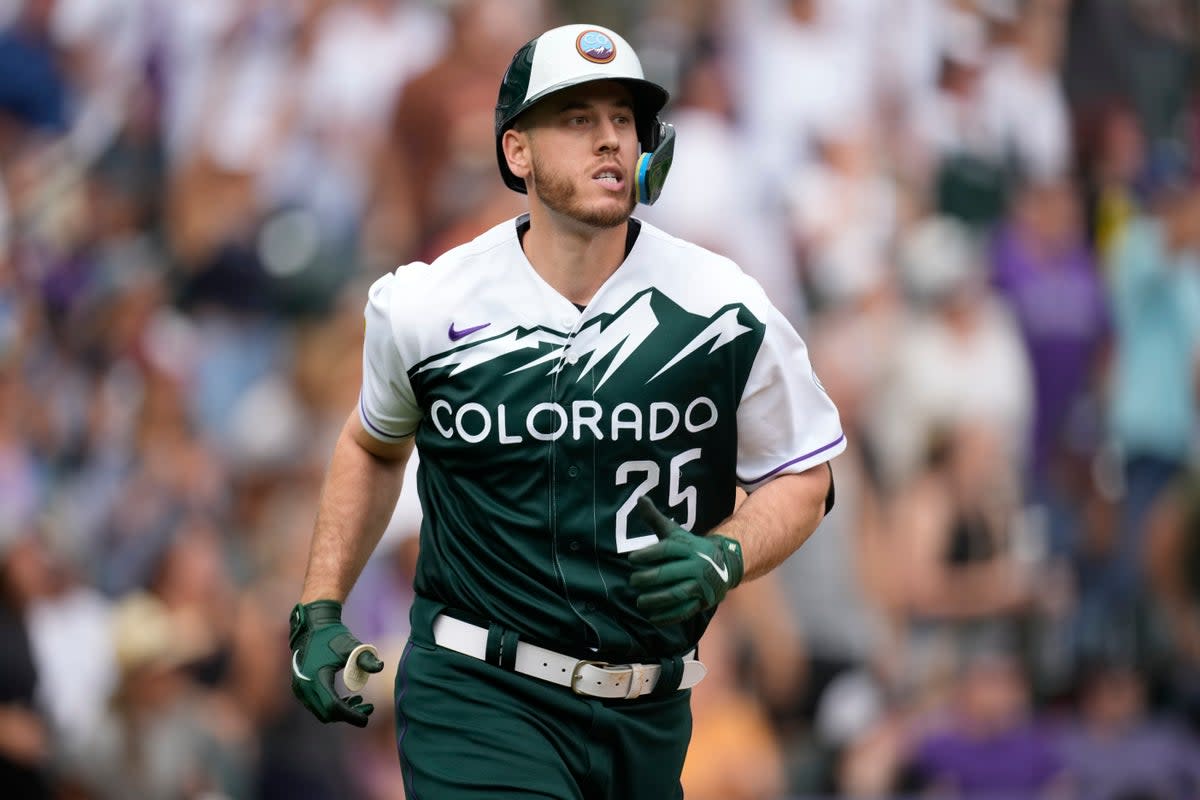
xmin=712 ymin=465 xmax=831 ymax=583
xmin=300 ymin=419 xmax=411 ymax=604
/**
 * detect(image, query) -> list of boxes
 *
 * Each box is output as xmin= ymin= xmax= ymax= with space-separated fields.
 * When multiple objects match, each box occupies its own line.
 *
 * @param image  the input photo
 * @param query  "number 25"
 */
xmin=613 ymin=448 xmax=702 ymax=553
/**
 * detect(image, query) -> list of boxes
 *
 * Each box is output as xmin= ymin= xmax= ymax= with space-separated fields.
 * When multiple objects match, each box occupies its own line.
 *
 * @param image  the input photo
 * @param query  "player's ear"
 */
xmin=502 ymin=127 xmax=532 ymax=183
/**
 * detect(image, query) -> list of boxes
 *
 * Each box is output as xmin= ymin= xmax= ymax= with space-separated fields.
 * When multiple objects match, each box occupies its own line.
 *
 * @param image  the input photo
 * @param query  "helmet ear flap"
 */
xmin=639 ymin=116 xmax=663 ymax=153
xmin=635 ymin=122 xmax=675 ymax=206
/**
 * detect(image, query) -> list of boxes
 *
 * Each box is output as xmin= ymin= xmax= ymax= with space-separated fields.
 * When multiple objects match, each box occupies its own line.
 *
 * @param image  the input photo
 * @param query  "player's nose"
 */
xmin=594 ymin=117 xmax=620 ymax=153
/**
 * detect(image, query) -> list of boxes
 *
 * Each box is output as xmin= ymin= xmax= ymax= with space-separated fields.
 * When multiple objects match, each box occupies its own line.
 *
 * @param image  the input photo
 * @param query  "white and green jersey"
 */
xmin=360 ymin=216 xmax=845 ymax=661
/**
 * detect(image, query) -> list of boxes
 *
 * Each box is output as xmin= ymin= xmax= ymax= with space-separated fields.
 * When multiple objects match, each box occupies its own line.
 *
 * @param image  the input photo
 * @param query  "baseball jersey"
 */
xmin=360 ymin=215 xmax=845 ymax=661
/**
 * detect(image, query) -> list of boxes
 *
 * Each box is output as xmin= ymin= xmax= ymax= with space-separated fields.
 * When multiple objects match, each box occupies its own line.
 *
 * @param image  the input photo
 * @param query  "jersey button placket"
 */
xmin=557 ymin=312 xmax=600 ymax=623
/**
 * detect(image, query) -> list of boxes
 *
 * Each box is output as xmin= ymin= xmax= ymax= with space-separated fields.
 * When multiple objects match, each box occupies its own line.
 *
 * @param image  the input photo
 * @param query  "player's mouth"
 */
xmin=592 ymin=166 xmax=625 ymax=192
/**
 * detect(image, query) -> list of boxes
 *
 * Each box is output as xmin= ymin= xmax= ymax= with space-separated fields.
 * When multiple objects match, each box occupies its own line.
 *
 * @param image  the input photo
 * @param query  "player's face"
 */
xmin=523 ymin=81 xmax=639 ymax=228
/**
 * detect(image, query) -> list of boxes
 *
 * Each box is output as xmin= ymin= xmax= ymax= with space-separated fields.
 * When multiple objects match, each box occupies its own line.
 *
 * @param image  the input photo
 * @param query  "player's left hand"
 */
xmin=628 ymin=496 xmax=744 ymax=626
xmin=289 ymin=600 xmax=384 ymax=727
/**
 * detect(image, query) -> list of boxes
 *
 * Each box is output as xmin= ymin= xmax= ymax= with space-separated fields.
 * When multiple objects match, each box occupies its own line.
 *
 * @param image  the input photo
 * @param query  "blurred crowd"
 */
xmin=0 ymin=0 xmax=1198 ymax=798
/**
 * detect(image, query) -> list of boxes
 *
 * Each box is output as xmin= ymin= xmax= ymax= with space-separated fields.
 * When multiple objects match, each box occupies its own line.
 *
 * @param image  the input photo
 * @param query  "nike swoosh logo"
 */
xmin=697 ymin=553 xmax=730 ymax=583
xmin=292 ymin=650 xmax=312 ymax=682
xmin=448 ymin=322 xmax=491 ymax=341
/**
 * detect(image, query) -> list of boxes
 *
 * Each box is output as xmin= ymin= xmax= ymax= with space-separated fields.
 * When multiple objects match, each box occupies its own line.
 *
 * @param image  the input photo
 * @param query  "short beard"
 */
xmin=529 ymin=151 xmax=636 ymax=229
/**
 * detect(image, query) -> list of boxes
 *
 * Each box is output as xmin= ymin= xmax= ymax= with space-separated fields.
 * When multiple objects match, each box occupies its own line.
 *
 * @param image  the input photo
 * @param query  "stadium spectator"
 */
xmin=990 ymin=176 xmax=1111 ymax=560
xmin=67 ymin=591 xmax=237 ymax=799
xmin=0 ymin=521 xmax=52 ymax=799
xmin=1096 ymin=179 xmax=1200 ymax=656
xmin=872 ymin=215 xmax=1033 ymax=490
xmin=681 ymin=607 xmax=787 ymax=800
xmin=1145 ymin=470 xmax=1200 ymax=732
xmin=1056 ymin=655 xmax=1200 ymax=800
xmin=373 ymin=0 xmax=546 ymax=259
xmin=908 ymin=646 xmax=1066 ymax=797
xmin=640 ymin=35 xmax=804 ymax=325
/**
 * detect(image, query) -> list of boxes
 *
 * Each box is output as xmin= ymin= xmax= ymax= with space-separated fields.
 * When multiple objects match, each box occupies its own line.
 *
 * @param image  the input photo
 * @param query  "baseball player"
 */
xmin=289 ymin=23 xmax=845 ymax=799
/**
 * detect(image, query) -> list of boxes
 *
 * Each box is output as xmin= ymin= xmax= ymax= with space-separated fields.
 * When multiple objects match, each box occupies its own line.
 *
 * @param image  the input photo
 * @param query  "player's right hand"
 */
xmin=628 ymin=497 xmax=744 ymax=626
xmin=289 ymin=600 xmax=384 ymax=727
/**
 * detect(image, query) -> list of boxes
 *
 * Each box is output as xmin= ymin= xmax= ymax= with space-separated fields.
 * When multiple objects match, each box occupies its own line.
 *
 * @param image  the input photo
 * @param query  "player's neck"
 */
xmin=521 ymin=205 xmax=629 ymax=306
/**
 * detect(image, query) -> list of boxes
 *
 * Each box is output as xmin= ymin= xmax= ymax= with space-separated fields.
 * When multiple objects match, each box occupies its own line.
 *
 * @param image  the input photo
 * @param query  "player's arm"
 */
xmin=300 ymin=410 xmax=414 ymax=602
xmin=630 ymin=465 xmax=832 ymax=626
xmin=708 ymin=463 xmax=831 ymax=583
xmin=290 ymin=410 xmax=413 ymax=727
xmin=630 ymin=290 xmax=842 ymax=626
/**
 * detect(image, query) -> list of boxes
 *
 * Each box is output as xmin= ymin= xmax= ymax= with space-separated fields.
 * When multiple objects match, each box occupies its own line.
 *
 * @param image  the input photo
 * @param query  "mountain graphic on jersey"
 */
xmin=410 ymin=289 xmax=765 ymax=399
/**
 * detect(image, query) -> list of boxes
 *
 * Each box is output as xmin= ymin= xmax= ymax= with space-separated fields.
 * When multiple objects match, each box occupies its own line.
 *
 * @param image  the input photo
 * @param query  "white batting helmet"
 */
xmin=494 ymin=24 xmax=671 ymax=197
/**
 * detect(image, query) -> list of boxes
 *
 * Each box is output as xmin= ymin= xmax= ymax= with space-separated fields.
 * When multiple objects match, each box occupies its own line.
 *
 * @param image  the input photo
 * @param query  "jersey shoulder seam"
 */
xmin=431 ymin=217 xmax=522 ymax=267
xmin=635 ymin=219 xmax=747 ymax=274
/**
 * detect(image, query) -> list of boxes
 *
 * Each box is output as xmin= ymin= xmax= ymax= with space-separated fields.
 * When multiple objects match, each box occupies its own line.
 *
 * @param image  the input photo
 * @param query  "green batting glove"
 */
xmin=289 ymin=600 xmax=384 ymax=727
xmin=628 ymin=496 xmax=744 ymax=626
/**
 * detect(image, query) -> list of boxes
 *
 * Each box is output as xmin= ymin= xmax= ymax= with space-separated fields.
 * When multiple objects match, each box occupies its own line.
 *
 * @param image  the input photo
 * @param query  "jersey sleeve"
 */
xmin=358 ymin=271 xmax=421 ymax=441
xmin=736 ymin=303 xmax=846 ymax=490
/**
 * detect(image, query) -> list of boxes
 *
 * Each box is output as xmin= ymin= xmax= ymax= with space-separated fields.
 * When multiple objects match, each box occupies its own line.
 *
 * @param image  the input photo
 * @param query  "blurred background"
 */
xmin=0 ymin=0 xmax=1197 ymax=798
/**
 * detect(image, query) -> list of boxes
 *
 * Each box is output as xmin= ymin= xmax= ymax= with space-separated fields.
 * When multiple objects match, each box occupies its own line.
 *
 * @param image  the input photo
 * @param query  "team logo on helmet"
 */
xmin=576 ymin=29 xmax=616 ymax=64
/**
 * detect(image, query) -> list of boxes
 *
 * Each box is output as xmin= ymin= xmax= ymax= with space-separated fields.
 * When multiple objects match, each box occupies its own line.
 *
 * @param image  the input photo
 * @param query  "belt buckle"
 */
xmin=569 ymin=660 xmax=609 ymax=695
xmin=570 ymin=660 xmax=644 ymax=698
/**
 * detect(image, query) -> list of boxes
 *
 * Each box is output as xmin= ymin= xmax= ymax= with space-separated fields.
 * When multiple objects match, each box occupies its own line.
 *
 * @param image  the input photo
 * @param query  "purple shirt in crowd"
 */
xmin=1056 ymin=721 xmax=1200 ymax=800
xmin=916 ymin=722 xmax=1064 ymax=795
xmin=990 ymin=225 xmax=1110 ymax=477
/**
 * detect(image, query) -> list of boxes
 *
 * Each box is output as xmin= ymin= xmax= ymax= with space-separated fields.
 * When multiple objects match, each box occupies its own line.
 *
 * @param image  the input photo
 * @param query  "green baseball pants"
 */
xmin=394 ymin=599 xmax=693 ymax=799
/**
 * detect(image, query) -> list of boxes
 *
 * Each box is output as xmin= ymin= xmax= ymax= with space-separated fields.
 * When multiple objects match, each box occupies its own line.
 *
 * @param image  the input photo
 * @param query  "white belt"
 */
xmin=431 ymin=614 xmax=707 ymax=700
